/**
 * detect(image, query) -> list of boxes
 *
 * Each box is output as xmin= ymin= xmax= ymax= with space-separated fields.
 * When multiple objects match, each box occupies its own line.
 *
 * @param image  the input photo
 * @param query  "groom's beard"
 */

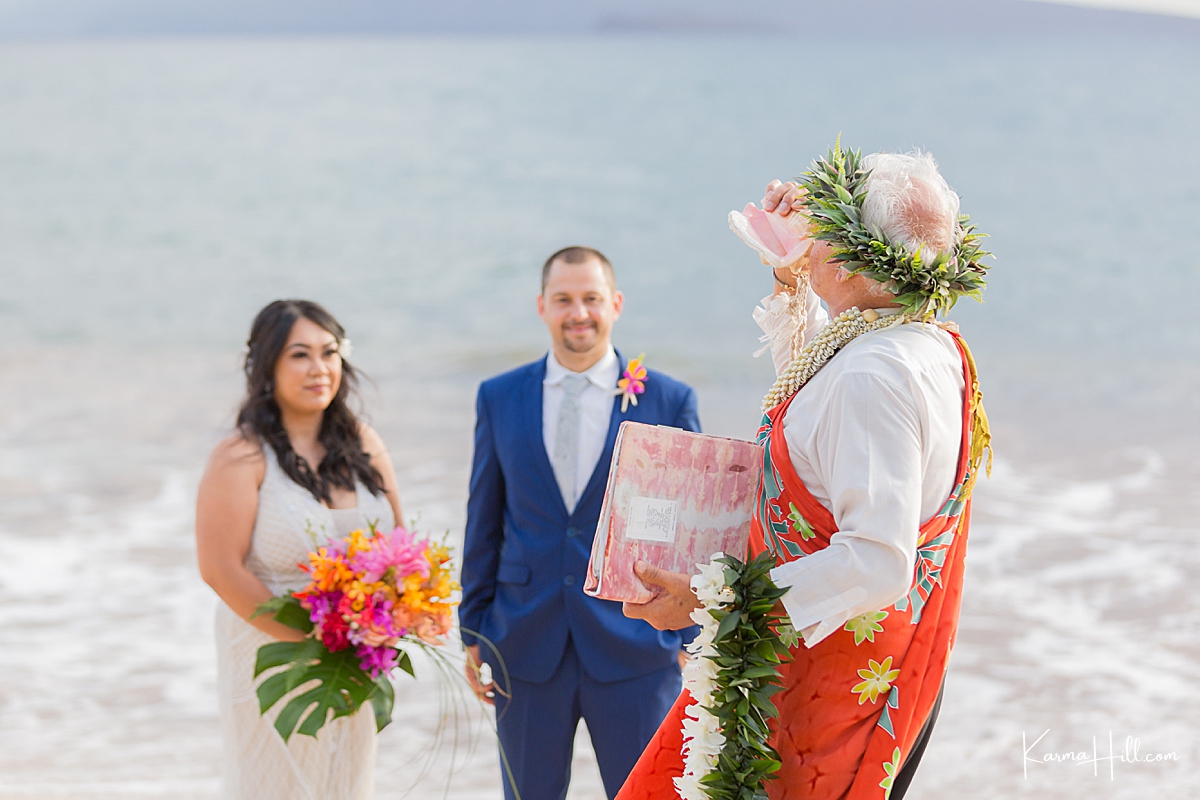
xmin=560 ymin=321 xmax=599 ymax=352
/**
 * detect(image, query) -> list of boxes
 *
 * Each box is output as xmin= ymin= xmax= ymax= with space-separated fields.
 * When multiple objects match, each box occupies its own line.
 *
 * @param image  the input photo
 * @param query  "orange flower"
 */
xmin=614 ymin=353 xmax=648 ymax=412
xmin=304 ymin=547 xmax=355 ymax=594
xmin=342 ymin=528 xmax=374 ymax=559
xmin=343 ymin=578 xmax=383 ymax=612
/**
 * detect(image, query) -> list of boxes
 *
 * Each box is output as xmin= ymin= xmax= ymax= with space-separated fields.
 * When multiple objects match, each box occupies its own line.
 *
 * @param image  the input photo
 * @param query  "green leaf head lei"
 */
xmin=796 ymin=138 xmax=992 ymax=320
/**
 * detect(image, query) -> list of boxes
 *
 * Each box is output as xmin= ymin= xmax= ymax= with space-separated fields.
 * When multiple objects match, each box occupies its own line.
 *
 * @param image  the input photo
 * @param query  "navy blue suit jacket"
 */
xmin=459 ymin=351 xmax=701 ymax=684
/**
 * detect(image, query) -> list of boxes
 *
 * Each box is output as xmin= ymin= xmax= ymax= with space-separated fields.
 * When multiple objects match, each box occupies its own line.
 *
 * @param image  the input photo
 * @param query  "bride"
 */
xmin=196 ymin=299 xmax=403 ymax=799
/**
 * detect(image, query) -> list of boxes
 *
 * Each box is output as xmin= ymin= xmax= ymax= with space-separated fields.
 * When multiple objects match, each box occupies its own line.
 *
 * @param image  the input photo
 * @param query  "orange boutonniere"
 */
xmin=614 ymin=353 xmax=648 ymax=413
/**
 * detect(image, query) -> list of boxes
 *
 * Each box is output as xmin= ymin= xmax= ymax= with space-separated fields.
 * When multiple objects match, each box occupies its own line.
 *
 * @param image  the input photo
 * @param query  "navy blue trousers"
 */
xmin=493 ymin=638 xmax=681 ymax=800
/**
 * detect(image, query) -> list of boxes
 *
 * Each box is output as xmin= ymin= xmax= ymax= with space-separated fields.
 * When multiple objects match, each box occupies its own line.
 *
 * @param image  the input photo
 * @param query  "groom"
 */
xmin=459 ymin=246 xmax=701 ymax=800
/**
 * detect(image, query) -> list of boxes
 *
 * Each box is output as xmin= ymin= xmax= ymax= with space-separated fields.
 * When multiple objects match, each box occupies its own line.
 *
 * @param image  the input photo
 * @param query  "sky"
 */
xmin=0 ymin=0 xmax=1178 ymax=21
xmin=2 ymin=0 xmax=1200 ymax=36
xmin=1032 ymin=0 xmax=1200 ymax=15
xmin=0 ymin=0 xmax=1179 ymax=23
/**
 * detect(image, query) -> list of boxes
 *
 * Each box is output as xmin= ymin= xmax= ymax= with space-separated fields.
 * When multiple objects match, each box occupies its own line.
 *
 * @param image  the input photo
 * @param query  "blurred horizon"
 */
xmin=1 ymin=0 xmax=1200 ymax=40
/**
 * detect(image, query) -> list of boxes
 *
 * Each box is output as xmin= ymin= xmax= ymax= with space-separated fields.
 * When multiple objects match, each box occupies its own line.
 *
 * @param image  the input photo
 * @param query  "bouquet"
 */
xmin=252 ymin=524 xmax=459 ymax=742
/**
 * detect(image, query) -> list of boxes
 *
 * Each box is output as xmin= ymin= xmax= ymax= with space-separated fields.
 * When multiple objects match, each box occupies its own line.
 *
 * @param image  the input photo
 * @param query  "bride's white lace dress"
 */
xmin=214 ymin=451 xmax=395 ymax=800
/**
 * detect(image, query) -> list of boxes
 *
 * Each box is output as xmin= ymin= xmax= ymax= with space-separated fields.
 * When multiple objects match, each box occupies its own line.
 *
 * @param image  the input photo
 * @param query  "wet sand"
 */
xmin=2 ymin=345 xmax=1197 ymax=798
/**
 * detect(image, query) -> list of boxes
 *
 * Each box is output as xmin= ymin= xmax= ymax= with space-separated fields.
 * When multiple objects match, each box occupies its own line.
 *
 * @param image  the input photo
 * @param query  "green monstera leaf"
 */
xmin=253 ymin=640 xmax=394 ymax=742
xmin=251 ymin=595 xmax=314 ymax=633
xmin=251 ymin=595 xmax=395 ymax=742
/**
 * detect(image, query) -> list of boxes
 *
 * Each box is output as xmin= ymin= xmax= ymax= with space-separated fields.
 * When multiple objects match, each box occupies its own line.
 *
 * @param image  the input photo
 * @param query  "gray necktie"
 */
xmin=552 ymin=374 xmax=589 ymax=512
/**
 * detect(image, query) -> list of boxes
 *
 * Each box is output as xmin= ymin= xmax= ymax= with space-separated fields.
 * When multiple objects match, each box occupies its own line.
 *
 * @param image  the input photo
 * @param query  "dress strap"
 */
xmin=258 ymin=441 xmax=280 ymax=482
xmin=260 ymin=443 xmax=301 ymax=499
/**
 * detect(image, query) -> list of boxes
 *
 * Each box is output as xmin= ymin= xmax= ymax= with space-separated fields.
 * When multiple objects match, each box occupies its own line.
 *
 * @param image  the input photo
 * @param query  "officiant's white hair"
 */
xmin=861 ymin=151 xmax=961 ymax=258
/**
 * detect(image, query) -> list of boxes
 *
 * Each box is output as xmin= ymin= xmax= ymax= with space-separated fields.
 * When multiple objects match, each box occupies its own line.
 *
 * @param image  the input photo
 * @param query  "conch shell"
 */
xmin=728 ymin=202 xmax=813 ymax=271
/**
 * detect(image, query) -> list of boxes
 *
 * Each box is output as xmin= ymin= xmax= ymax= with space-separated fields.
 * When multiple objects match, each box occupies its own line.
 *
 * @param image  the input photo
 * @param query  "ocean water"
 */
xmin=1 ymin=36 xmax=1199 ymax=798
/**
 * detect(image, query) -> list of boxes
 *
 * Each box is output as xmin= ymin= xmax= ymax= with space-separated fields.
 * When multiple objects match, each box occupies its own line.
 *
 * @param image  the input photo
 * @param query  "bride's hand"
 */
xmin=762 ymin=180 xmax=805 ymax=216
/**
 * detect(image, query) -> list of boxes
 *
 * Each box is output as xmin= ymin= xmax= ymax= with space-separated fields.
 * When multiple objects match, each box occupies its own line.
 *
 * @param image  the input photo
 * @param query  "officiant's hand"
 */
xmin=464 ymin=644 xmax=495 ymax=706
xmin=762 ymin=179 xmax=804 ymax=216
xmin=623 ymin=560 xmax=701 ymax=631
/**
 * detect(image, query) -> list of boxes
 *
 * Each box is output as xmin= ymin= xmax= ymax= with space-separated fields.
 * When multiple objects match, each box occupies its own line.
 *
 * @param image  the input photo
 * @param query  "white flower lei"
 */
xmin=676 ymin=554 xmax=737 ymax=800
xmin=762 ymin=306 xmax=905 ymax=411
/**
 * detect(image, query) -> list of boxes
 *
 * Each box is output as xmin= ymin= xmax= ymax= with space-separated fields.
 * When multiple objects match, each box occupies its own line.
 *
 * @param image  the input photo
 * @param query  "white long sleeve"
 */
xmin=754 ymin=296 xmax=964 ymax=647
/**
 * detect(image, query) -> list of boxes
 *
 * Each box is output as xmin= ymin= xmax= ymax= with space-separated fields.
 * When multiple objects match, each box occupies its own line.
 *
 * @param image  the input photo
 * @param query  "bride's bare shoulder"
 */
xmin=358 ymin=422 xmax=387 ymax=454
xmin=205 ymin=430 xmax=267 ymax=482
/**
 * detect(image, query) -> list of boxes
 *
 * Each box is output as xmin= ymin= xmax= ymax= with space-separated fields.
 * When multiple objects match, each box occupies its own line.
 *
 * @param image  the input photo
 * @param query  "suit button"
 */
xmin=563 ymin=574 xmax=576 ymax=587
xmin=566 ymin=527 xmax=579 ymax=538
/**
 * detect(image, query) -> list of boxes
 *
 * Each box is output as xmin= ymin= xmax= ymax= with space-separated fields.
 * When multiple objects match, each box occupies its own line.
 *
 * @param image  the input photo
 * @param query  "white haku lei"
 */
xmin=762 ymin=307 xmax=909 ymax=411
xmin=675 ymin=554 xmax=737 ymax=800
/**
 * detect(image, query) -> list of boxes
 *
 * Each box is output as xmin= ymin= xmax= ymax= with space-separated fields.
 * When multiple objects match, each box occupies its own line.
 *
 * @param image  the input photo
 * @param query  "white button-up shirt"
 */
xmin=542 ymin=346 xmax=620 ymax=511
xmin=755 ymin=293 xmax=965 ymax=646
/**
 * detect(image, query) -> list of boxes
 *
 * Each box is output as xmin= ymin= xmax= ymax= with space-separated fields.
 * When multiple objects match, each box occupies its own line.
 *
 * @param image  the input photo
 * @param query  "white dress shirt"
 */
xmin=754 ymin=291 xmax=965 ymax=646
xmin=543 ymin=346 xmax=620 ymax=511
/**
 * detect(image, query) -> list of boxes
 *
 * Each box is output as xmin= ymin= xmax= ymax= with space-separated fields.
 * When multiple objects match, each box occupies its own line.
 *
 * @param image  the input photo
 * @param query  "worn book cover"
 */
xmin=584 ymin=421 xmax=763 ymax=604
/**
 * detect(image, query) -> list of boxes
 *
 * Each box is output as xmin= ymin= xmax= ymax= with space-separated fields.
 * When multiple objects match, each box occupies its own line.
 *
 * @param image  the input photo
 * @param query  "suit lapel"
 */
xmin=526 ymin=356 xmax=569 ymax=518
xmin=574 ymin=350 xmax=629 ymax=515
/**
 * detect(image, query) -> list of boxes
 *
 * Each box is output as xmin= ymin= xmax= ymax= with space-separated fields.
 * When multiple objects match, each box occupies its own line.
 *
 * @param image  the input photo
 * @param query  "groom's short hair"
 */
xmin=541 ymin=246 xmax=616 ymax=292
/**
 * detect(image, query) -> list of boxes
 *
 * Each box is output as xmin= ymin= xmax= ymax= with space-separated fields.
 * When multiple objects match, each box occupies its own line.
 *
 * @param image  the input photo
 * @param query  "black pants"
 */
xmin=890 ymin=679 xmax=945 ymax=800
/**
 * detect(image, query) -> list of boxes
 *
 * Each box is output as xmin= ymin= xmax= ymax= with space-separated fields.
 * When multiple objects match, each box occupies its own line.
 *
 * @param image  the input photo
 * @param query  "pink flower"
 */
xmin=352 ymin=526 xmax=430 ymax=583
xmin=358 ymin=629 xmax=399 ymax=648
xmin=321 ymin=614 xmax=351 ymax=652
xmin=393 ymin=608 xmax=452 ymax=645
xmin=303 ymin=591 xmax=340 ymax=629
xmin=412 ymin=611 xmax=452 ymax=644
xmin=615 ymin=354 xmax=649 ymax=412
xmin=390 ymin=604 xmax=417 ymax=636
xmin=355 ymin=643 xmax=399 ymax=679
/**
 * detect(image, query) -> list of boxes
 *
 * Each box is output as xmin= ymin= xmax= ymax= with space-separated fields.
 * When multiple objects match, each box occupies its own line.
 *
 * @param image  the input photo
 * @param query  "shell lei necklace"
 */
xmin=762 ymin=307 xmax=910 ymax=410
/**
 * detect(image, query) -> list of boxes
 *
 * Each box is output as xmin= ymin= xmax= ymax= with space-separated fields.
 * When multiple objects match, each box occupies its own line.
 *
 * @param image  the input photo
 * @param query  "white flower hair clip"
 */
xmin=339 ymin=338 xmax=353 ymax=359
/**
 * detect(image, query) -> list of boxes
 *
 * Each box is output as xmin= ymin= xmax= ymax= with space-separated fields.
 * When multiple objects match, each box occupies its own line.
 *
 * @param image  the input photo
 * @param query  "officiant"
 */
xmin=458 ymin=246 xmax=702 ymax=800
xmin=618 ymin=146 xmax=993 ymax=800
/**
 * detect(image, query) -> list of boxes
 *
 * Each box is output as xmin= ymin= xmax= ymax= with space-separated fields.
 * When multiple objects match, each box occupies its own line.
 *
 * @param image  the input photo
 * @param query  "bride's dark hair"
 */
xmin=237 ymin=299 xmax=384 ymax=504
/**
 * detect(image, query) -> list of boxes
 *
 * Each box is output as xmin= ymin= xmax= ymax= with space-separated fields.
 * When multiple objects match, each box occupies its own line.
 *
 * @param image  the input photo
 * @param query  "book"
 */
xmin=584 ymin=421 xmax=763 ymax=604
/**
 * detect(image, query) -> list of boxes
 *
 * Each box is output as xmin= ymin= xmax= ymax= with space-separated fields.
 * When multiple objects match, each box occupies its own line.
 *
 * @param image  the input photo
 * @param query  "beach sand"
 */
xmin=2 ymin=347 xmax=1197 ymax=799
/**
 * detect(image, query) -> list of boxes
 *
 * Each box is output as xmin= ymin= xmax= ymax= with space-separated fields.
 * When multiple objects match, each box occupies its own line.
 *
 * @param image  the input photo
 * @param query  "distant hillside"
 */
xmin=1 ymin=0 xmax=1198 ymax=39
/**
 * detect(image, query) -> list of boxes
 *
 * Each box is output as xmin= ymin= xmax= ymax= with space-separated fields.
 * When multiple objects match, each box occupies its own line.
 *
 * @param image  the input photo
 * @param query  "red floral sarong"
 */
xmin=617 ymin=331 xmax=989 ymax=800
